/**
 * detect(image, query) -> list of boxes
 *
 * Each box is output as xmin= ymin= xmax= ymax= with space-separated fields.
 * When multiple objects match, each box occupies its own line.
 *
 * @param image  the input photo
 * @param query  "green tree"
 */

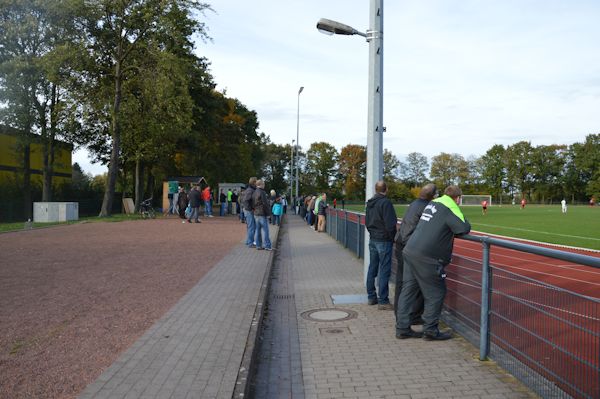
xmin=505 ymin=141 xmax=534 ymax=199
xmin=383 ymin=149 xmax=400 ymax=181
xmin=429 ymin=152 xmax=468 ymax=189
xmin=260 ymin=143 xmax=291 ymax=195
xmin=120 ymin=48 xmax=193 ymax=210
xmin=337 ymin=144 xmax=366 ymax=200
xmin=79 ymin=0 xmax=210 ymax=216
xmin=531 ymin=144 xmax=566 ymax=203
xmin=573 ymin=134 xmax=600 ymax=199
xmin=305 ymin=142 xmax=338 ymax=193
xmin=399 ymin=152 xmax=429 ymax=187
xmin=480 ymin=144 xmax=506 ymax=203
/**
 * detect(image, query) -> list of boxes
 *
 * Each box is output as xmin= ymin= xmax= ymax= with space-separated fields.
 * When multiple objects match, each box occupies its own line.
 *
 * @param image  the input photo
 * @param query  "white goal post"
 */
xmin=460 ymin=194 xmax=492 ymax=206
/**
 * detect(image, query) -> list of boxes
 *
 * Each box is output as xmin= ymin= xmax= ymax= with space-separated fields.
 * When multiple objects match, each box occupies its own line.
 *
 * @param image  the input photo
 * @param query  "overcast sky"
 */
xmin=75 ymin=0 xmax=600 ymax=175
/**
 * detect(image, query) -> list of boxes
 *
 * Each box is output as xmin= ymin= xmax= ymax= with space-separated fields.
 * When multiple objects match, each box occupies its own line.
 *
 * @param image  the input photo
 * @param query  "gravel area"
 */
xmin=0 ymin=216 xmax=245 ymax=399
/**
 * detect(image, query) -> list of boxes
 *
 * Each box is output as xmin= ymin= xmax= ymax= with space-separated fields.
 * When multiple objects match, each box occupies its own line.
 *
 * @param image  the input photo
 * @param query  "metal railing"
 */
xmin=321 ymin=208 xmax=600 ymax=399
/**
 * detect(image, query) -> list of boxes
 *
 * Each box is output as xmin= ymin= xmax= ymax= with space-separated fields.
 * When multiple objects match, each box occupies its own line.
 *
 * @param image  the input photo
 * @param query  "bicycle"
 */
xmin=139 ymin=198 xmax=156 ymax=219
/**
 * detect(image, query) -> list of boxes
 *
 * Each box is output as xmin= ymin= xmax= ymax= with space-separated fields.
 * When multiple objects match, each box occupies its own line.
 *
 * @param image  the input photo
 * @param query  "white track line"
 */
xmin=455 ymin=241 xmax=600 ymax=276
xmin=448 ymin=278 xmax=600 ymax=321
xmin=471 ymin=224 xmax=600 ymax=245
xmin=454 ymin=252 xmax=600 ymax=288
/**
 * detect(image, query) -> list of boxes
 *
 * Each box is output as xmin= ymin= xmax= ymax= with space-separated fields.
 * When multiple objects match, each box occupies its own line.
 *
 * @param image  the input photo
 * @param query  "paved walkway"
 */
xmin=80 ymin=216 xmax=537 ymax=399
xmin=282 ymin=216 xmax=536 ymax=399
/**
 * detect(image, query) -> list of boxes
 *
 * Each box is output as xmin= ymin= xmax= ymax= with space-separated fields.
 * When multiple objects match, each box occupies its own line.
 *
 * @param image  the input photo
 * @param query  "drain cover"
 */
xmin=320 ymin=327 xmax=351 ymax=335
xmin=300 ymin=308 xmax=357 ymax=322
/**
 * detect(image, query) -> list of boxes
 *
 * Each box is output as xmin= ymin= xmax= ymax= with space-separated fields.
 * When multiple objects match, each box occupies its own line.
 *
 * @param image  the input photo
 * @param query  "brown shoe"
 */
xmin=378 ymin=303 xmax=394 ymax=311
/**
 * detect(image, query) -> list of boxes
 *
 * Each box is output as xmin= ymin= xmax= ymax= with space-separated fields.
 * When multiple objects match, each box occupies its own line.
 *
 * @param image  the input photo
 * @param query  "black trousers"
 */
xmin=395 ymin=252 xmax=447 ymax=335
xmin=394 ymin=245 xmax=424 ymax=323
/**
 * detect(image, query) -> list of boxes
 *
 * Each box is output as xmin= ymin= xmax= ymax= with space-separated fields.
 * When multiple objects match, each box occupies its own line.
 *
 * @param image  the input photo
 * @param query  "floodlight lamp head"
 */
xmin=316 ymin=18 xmax=359 ymax=36
xmin=298 ymin=86 xmax=304 ymax=94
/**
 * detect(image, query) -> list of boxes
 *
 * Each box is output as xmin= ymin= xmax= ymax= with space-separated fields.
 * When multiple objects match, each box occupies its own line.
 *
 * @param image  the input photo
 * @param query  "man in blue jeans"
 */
xmin=252 ymin=179 xmax=272 ymax=251
xmin=365 ymin=181 xmax=398 ymax=310
xmin=242 ymin=177 xmax=257 ymax=247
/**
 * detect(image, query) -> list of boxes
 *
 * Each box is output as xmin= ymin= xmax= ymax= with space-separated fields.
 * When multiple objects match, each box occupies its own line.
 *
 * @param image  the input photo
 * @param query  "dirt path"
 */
xmin=0 ymin=216 xmax=246 ymax=399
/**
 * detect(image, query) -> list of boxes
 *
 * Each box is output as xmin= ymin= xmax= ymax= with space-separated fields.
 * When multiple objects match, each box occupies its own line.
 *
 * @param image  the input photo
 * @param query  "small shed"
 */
xmin=162 ymin=176 xmax=207 ymax=211
xmin=217 ymin=182 xmax=245 ymax=204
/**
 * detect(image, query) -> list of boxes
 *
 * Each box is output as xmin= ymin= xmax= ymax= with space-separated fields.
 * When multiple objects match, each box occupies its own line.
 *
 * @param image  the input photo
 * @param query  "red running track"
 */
xmin=446 ymin=233 xmax=600 ymax=399
xmin=453 ymin=233 xmax=600 ymax=299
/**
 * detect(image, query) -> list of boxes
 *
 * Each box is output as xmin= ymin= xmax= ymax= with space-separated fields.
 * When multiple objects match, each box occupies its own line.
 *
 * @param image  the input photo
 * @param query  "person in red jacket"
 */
xmin=202 ymin=186 xmax=213 ymax=217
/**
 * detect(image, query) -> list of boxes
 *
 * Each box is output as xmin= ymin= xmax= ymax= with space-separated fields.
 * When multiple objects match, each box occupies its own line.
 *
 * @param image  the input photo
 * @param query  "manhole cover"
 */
xmin=300 ymin=308 xmax=358 ymax=322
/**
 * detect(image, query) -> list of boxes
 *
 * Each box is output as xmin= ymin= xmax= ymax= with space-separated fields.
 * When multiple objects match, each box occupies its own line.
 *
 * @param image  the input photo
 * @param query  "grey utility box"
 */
xmin=33 ymin=202 xmax=79 ymax=223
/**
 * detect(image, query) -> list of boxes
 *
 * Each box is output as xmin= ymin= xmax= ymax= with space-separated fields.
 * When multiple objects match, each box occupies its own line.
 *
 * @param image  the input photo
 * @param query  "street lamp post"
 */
xmin=290 ymin=139 xmax=295 ymax=212
xmin=317 ymin=0 xmax=384 ymax=283
xmin=295 ymin=86 xmax=304 ymax=212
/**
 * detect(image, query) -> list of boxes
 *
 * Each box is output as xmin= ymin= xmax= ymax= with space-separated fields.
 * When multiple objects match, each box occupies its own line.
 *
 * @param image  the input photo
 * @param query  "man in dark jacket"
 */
xmin=396 ymin=185 xmax=471 ymax=340
xmin=242 ymin=177 xmax=257 ymax=247
xmin=393 ymin=183 xmax=437 ymax=322
xmin=365 ymin=181 xmax=398 ymax=310
xmin=252 ymin=179 xmax=272 ymax=250
xmin=187 ymin=186 xmax=201 ymax=223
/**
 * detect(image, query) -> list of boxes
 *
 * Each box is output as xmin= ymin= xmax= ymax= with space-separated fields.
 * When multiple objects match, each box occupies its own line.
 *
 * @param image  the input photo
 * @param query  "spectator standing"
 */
xmin=253 ymin=180 xmax=272 ymax=250
xmin=590 ymin=197 xmax=596 ymax=207
xmin=219 ymin=189 xmax=227 ymax=216
xmin=242 ymin=177 xmax=257 ymax=247
xmin=307 ymin=196 xmax=316 ymax=226
xmin=177 ymin=187 xmax=188 ymax=219
xmin=202 ymin=186 xmax=213 ymax=217
xmin=187 ymin=186 xmax=201 ymax=223
xmin=396 ymin=185 xmax=470 ymax=340
xmin=313 ymin=195 xmax=322 ymax=231
xmin=272 ymin=197 xmax=283 ymax=226
xmin=269 ymin=190 xmax=277 ymax=224
xmin=317 ymin=193 xmax=328 ymax=232
xmin=238 ymin=188 xmax=246 ymax=223
xmin=227 ymin=189 xmax=233 ymax=214
xmin=232 ymin=190 xmax=239 ymax=215
xmin=365 ymin=181 xmax=398 ymax=310
xmin=393 ymin=183 xmax=437 ymax=323
xmin=281 ymin=196 xmax=288 ymax=214
xmin=333 ymin=198 xmax=337 ymax=209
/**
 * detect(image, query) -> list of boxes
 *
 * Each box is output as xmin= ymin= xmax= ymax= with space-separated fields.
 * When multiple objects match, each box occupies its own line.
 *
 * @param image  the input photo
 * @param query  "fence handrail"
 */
xmin=458 ymin=233 xmax=600 ymax=269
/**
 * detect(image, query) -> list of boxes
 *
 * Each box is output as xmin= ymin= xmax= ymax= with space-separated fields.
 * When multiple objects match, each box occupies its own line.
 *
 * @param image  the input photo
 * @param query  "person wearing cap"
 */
xmin=396 ymin=185 xmax=470 ymax=340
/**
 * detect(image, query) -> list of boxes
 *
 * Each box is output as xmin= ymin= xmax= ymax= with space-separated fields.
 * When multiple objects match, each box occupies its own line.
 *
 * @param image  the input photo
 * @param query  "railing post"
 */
xmin=344 ymin=211 xmax=348 ymax=248
xmin=480 ymin=239 xmax=492 ymax=361
xmin=357 ymin=214 xmax=361 ymax=258
xmin=334 ymin=209 xmax=337 ymax=240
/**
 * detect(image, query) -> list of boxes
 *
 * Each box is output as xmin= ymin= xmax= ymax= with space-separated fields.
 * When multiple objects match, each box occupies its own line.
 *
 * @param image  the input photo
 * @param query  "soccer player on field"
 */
xmin=520 ymin=198 xmax=526 ymax=210
xmin=561 ymin=199 xmax=567 ymax=214
xmin=481 ymin=200 xmax=488 ymax=215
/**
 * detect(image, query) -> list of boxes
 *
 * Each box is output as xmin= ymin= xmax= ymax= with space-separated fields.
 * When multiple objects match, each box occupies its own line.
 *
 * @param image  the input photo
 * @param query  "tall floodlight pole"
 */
xmin=295 ymin=86 xmax=304 ymax=212
xmin=290 ymin=139 xmax=295 ymax=211
xmin=317 ymin=0 xmax=384 ymax=283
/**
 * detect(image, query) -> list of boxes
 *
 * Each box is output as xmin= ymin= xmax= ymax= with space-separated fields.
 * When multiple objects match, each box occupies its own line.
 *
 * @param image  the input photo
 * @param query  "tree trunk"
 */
xmin=42 ymin=84 xmax=57 ymax=202
xmin=22 ymin=144 xmax=32 ymax=220
xmin=134 ymin=158 xmax=144 ymax=213
xmin=100 ymin=58 xmax=123 ymax=217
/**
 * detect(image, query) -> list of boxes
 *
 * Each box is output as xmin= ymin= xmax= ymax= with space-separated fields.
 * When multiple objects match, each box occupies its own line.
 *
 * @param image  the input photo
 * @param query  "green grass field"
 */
xmin=0 ymin=213 xmax=143 ymax=233
xmin=346 ymin=204 xmax=600 ymax=250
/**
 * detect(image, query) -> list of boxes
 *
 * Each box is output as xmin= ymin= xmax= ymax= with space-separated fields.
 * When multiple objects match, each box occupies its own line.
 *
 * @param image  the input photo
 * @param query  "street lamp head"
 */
xmin=298 ymin=86 xmax=304 ymax=94
xmin=316 ymin=18 xmax=365 ymax=37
